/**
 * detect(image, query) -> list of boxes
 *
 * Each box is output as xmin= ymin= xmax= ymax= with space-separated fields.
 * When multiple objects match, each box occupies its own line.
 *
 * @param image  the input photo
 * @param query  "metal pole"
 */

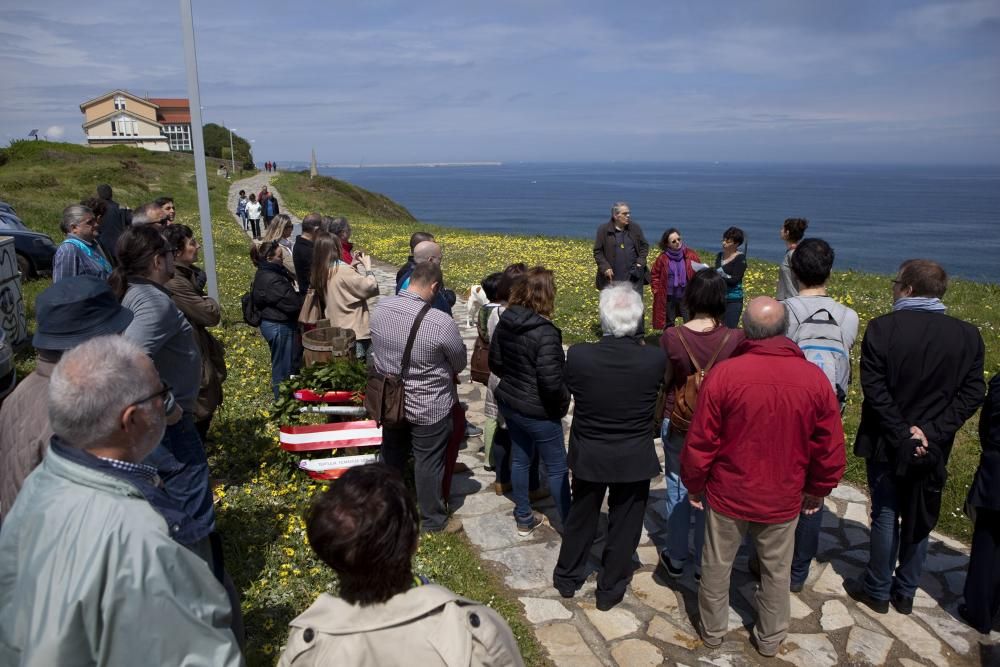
xmin=228 ymin=126 xmax=236 ymax=174
xmin=179 ymin=0 xmax=218 ymax=301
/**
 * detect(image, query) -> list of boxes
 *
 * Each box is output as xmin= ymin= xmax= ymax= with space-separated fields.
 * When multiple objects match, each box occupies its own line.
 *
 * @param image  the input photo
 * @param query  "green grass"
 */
xmin=274 ymin=169 xmax=999 ymax=543
xmin=0 ymin=142 xmax=544 ymax=666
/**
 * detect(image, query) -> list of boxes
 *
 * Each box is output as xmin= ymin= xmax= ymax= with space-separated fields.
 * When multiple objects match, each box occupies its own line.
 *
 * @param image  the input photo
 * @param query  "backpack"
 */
xmin=470 ymin=305 xmax=498 ymax=385
xmin=787 ymin=302 xmax=850 ymax=408
xmin=241 ymin=276 xmax=262 ymax=327
xmin=670 ymin=328 xmax=732 ymax=433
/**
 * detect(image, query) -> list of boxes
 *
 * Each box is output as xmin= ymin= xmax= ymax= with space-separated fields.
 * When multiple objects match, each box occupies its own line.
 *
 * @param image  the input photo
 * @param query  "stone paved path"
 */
xmin=229 ymin=175 xmax=999 ymax=666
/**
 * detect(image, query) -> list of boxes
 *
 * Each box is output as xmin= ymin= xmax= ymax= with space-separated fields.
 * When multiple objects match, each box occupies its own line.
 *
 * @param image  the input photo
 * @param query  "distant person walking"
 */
xmin=852 ymin=259 xmax=985 ymax=615
xmin=776 ymin=218 xmax=808 ymax=300
xmin=258 ymin=185 xmax=279 ymax=229
xmin=651 ymin=227 xmax=700 ymax=329
xmin=52 ymin=204 xmax=112 ymax=282
xmin=714 ymin=226 xmax=747 ymax=328
xmin=236 ymin=190 xmax=249 ymax=231
xmin=245 ymin=194 xmax=262 ymax=239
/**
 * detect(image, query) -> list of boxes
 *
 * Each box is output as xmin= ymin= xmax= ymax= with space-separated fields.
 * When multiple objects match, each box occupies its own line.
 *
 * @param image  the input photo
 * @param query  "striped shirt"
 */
xmin=370 ymin=290 xmax=467 ymax=425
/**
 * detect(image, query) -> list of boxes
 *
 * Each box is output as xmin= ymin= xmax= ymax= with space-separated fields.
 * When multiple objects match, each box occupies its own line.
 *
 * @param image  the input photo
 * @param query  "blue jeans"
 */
xmin=791 ymin=504 xmax=823 ymax=585
xmin=260 ymin=319 xmax=298 ymax=400
xmin=864 ymin=459 xmax=930 ymax=600
xmin=143 ymin=414 xmax=215 ymax=544
xmin=723 ymin=300 xmax=743 ymax=329
xmin=662 ymin=419 xmax=704 ymax=569
xmin=499 ymin=400 xmax=570 ymax=525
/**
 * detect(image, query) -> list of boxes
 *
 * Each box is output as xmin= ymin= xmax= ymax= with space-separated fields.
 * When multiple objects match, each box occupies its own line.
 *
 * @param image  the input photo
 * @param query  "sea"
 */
xmin=316 ymin=162 xmax=1000 ymax=282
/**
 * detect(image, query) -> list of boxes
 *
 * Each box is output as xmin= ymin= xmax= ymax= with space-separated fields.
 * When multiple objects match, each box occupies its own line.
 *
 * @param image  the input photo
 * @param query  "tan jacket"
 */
xmin=0 ymin=360 xmax=54 ymax=519
xmin=278 ymin=585 xmax=524 ymax=667
xmin=323 ymin=261 xmax=379 ymax=341
xmin=166 ymin=265 xmax=227 ymax=422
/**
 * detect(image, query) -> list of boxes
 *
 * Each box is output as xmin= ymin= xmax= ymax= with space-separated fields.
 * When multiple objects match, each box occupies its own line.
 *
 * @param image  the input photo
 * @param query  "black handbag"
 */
xmin=364 ymin=303 xmax=432 ymax=428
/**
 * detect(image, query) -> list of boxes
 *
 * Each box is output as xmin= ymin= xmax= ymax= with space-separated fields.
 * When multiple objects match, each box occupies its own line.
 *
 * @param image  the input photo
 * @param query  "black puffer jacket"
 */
xmin=252 ymin=261 xmax=303 ymax=324
xmin=489 ymin=305 xmax=570 ymax=420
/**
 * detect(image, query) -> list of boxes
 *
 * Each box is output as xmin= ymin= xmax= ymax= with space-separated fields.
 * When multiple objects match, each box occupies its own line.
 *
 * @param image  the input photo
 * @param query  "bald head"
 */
xmin=742 ymin=296 xmax=787 ymax=340
xmin=413 ymin=241 xmax=442 ymax=265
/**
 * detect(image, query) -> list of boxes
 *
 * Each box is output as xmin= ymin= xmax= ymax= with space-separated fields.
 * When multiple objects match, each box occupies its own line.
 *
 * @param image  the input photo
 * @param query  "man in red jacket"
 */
xmin=681 ymin=296 xmax=845 ymax=657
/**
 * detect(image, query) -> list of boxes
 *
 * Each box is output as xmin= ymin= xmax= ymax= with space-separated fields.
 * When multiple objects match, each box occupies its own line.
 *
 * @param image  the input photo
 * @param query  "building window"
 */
xmin=164 ymin=123 xmax=192 ymax=151
xmin=114 ymin=95 xmax=126 ymax=111
xmin=111 ymin=118 xmax=138 ymax=137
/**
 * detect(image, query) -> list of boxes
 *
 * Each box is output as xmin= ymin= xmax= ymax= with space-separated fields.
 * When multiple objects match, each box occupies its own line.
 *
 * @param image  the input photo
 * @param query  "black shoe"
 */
xmin=845 ymin=584 xmax=889 ymax=614
xmin=958 ymin=604 xmax=992 ymax=634
xmin=596 ymin=594 xmax=624 ymax=611
xmin=890 ymin=592 xmax=913 ymax=615
xmin=658 ymin=550 xmax=684 ymax=579
xmin=790 ymin=581 xmax=804 ymax=593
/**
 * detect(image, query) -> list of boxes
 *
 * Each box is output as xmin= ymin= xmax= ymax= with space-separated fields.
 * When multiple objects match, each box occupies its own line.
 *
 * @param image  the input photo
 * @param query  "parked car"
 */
xmin=0 ymin=201 xmax=57 ymax=278
xmin=0 ymin=329 xmax=14 ymax=404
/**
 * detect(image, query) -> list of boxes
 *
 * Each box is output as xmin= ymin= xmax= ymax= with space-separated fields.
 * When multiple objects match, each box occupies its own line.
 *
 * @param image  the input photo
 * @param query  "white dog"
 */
xmin=465 ymin=284 xmax=490 ymax=328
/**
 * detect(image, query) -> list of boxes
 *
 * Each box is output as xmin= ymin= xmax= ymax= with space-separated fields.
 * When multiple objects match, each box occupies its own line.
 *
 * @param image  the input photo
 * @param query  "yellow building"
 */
xmin=79 ymin=90 xmax=170 ymax=151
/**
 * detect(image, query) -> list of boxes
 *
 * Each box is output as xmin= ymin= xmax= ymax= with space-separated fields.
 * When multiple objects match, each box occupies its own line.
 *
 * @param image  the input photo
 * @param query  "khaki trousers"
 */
xmin=699 ymin=507 xmax=798 ymax=651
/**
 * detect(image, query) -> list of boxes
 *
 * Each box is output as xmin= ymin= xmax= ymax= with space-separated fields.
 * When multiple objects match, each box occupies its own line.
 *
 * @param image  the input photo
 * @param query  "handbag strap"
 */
xmin=400 ymin=303 xmax=433 ymax=378
xmin=676 ymin=327 xmax=732 ymax=374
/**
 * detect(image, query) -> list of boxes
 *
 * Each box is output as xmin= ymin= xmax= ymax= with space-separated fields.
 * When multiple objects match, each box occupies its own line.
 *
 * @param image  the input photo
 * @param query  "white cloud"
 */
xmin=45 ymin=125 xmax=64 ymax=138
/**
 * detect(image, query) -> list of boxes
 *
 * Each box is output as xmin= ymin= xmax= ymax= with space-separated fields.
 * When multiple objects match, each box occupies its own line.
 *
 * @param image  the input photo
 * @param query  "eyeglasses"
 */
xmin=132 ymin=382 xmax=172 ymax=409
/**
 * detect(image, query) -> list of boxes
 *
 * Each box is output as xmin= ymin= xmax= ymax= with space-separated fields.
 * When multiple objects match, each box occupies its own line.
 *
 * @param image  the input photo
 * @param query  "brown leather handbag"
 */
xmin=470 ymin=334 xmax=491 ymax=384
xmin=364 ymin=303 xmax=432 ymax=428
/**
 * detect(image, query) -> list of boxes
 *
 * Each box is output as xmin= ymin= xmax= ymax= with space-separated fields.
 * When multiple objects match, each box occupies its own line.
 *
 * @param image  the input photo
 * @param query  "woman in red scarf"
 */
xmin=651 ymin=228 xmax=700 ymax=329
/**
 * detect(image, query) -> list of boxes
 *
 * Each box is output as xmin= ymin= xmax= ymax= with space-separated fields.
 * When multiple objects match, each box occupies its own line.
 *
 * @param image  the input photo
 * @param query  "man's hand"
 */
xmin=689 ymin=492 xmax=704 ymax=511
xmin=910 ymin=425 xmax=928 ymax=457
xmin=604 ymin=268 xmax=614 ymax=280
xmin=802 ymin=493 xmax=823 ymax=515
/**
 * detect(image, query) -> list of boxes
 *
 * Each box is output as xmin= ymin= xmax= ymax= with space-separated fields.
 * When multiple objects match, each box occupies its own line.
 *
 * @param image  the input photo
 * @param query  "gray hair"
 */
xmin=599 ymin=284 xmax=644 ymax=337
xmin=611 ymin=201 xmax=630 ymax=216
xmin=742 ymin=304 xmax=788 ymax=340
xmin=61 ymin=205 xmax=92 ymax=234
xmin=49 ymin=336 xmax=157 ymax=449
xmin=328 ymin=216 xmax=350 ymax=239
xmin=131 ymin=202 xmax=163 ymax=225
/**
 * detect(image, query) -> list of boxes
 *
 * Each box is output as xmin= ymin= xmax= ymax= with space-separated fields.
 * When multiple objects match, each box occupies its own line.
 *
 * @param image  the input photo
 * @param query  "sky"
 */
xmin=2 ymin=0 xmax=999 ymax=164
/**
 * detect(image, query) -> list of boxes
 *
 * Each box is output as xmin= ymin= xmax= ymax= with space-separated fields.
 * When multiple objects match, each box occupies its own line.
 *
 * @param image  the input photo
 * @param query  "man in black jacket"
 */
xmin=593 ymin=201 xmax=649 ymax=291
xmin=95 ymin=184 xmax=128 ymax=263
xmin=553 ymin=284 xmax=668 ymax=610
xmin=293 ymin=214 xmax=322 ymax=294
xmin=852 ymin=259 xmax=985 ymax=616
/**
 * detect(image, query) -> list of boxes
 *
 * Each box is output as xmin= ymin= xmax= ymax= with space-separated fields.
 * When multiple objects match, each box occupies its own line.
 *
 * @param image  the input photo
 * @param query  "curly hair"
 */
xmin=508 ymin=266 xmax=556 ymax=318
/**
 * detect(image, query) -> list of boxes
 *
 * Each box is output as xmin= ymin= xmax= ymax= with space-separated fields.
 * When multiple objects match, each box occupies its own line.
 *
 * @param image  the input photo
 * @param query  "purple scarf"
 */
xmin=666 ymin=246 xmax=688 ymax=292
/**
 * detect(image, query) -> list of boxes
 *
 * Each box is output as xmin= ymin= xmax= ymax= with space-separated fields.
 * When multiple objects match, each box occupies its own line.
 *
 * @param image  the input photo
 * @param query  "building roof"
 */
xmin=147 ymin=98 xmax=191 ymax=125
xmin=79 ymin=89 xmax=157 ymax=113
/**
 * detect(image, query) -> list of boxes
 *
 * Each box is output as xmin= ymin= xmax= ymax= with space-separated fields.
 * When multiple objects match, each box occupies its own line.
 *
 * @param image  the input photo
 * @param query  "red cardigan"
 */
xmin=650 ymin=248 xmax=700 ymax=329
xmin=680 ymin=336 xmax=846 ymax=524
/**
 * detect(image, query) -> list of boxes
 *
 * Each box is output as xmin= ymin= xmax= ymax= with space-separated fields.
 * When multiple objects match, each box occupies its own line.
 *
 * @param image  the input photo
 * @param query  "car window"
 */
xmin=0 ymin=213 xmax=28 ymax=231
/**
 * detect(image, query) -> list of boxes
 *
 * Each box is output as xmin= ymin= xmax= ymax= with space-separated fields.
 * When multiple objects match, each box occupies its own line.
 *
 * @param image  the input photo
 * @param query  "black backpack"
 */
xmin=241 ymin=277 xmax=262 ymax=327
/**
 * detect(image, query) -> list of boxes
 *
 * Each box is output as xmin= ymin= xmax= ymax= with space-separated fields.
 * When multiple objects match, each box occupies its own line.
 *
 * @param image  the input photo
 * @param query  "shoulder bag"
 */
xmin=364 ymin=303 xmax=432 ymax=428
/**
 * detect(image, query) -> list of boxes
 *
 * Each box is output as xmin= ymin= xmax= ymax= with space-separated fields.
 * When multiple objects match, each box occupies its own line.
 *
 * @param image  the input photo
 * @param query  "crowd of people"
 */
xmin=0 ymin=189 xmax=995 ymax=664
